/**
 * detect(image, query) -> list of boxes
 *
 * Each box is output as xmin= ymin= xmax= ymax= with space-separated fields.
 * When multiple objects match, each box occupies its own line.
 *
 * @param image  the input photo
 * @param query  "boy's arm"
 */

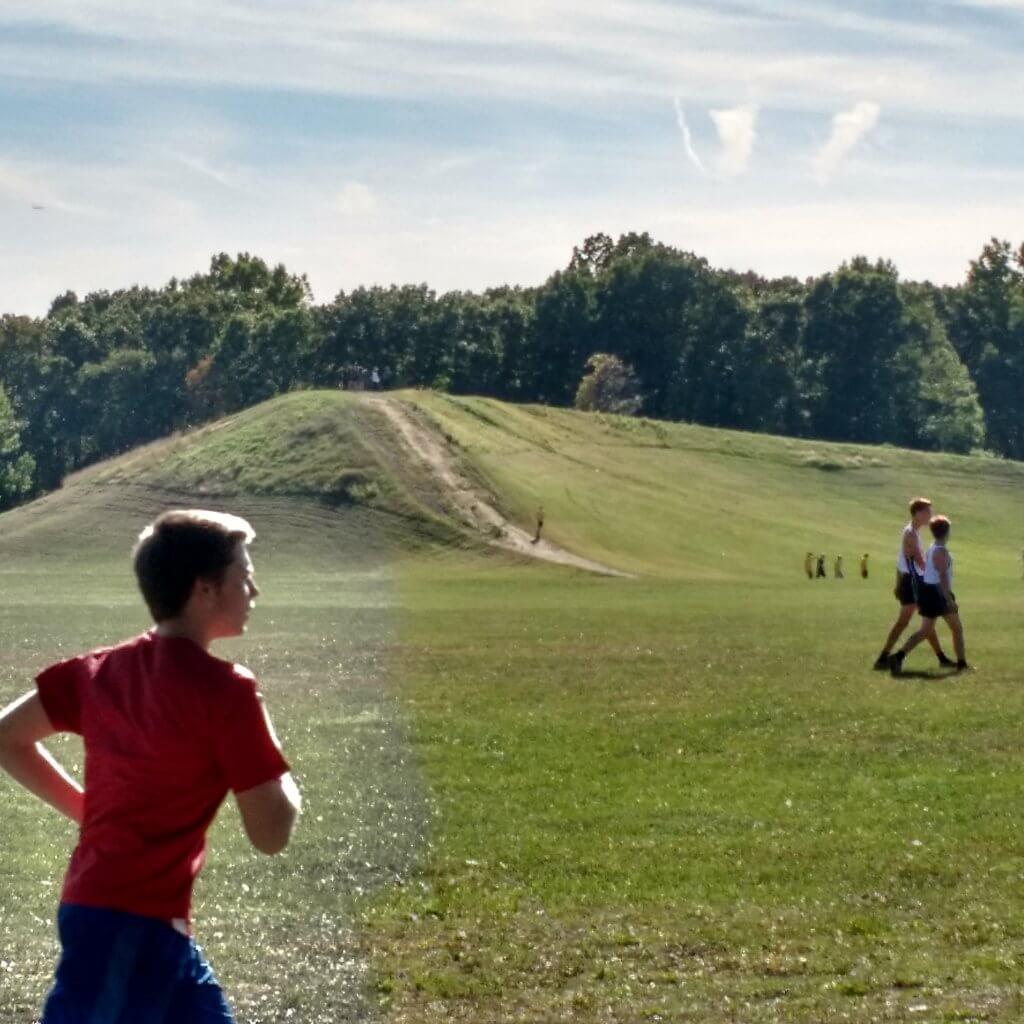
xmin=235 ymin=772 xmax=302 ymax=855
xmin=0 ymin=691 xmax=84 ymax=824
xmin=219 ymin=688 xmax=300 ymax=855
xmin=904 ymin=532 xmax=925 ymax=571
xmin=934 ymin=550 xmax=957 ymax=608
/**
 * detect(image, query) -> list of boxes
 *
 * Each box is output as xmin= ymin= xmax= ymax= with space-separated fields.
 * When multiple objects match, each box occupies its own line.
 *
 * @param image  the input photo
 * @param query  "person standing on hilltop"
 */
xmin=873 ymin=497 xmax=954 ymax=671
xmin=804 ymin=552 xmax=814 ymax=580
xmin=860 ymin=553 xmax=870 ymax=579
xmin=834 ymin=555 xmax=844 ymax=579
xmin=0 ymin=510 xmax=300 ymax=1023
xmin=815 ymin=553 xmax=827 ymax=578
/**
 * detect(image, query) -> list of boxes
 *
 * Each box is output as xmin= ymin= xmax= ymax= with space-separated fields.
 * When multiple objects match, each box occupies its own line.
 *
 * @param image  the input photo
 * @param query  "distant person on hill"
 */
xmin=532 ymin=505 xmax=545 ymax=544
xmin=815 ymin=553 xmax=827 ymax=578
xmin=834 ymin=555 xmax=844 ymax=579
xmin=873 ymin=497 xmax=954 ymax=671
xmin=804 ymin=552 xmax=814 ymax=579
xmin=370 ymin=366 xmax=381 ymax=390
xmin=860 ymin=553 xmax=870 ymax=579
xmin=890 ymin=515 xmax=969 ymax=675
xmin=0 ymin=510 xmax=301 ymax=1023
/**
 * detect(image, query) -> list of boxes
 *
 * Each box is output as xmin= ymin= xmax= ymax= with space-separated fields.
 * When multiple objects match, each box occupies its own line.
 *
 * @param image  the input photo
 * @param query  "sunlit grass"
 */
xmin=367 ymin=568 xmax=1024 ymax=1022
xmin=1 ymin=390 xmax=1022 ymax=1022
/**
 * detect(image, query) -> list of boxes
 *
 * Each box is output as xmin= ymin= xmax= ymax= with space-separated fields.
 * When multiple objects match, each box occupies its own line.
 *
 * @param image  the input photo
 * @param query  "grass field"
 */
xmin=1 ymin=390 xmax=1022 ymax=1023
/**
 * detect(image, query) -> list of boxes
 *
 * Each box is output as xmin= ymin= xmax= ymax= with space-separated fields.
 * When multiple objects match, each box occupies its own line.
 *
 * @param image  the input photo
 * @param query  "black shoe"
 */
xmin=937 ymin=654 xmax=956 ymax=668
xmin=955 ymin=660 xmax=970 ymax=672
xmin=889 ymin=652 xmax=905 ymax=677
xmin=873 ymin=652 xmax=890 ymax=671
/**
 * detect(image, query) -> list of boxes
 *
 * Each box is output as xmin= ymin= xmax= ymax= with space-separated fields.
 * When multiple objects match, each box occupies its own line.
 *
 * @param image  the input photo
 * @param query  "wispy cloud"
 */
xmin=1 ymin=2 xmax=1023 ymax=316
xmin=335 ymin=182 xmax=378 ymax=216
xmin=674 ymin=100 xmax=758 ymax=178
xmin=709 ymin=104 xmax=758 ymax=177
xmin=813 ymin=101 xmax=881 ymax=182
xmin=1 ymin=3 xmax=1022 ymax=120
xmin=173 ymin=153 xmax=235 ymax=189
xmin=673 ymin=97 xmax=706 ymax=174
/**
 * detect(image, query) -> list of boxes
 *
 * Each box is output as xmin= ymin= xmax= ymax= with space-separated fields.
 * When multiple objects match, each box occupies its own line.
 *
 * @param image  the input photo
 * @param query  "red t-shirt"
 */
xmin=35 ymin=631 xmax=290 ymax=925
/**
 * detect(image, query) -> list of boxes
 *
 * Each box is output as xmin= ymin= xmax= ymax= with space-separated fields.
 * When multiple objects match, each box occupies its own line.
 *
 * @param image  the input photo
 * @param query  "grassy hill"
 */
xmin=400 ymin=390 xmax=1024 ymax=581
xmin=2 ymin=390 xmax=1024 ymax=1023
xmin=2 ymin=387 xmax=1021 ymax=581
xmin=0 ymin=391 xmax=465 ymax=574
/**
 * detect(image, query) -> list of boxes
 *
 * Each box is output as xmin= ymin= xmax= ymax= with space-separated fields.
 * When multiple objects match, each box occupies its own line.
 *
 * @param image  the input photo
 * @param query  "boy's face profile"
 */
xmin=196 ymin=543 xmax=259 ymax=640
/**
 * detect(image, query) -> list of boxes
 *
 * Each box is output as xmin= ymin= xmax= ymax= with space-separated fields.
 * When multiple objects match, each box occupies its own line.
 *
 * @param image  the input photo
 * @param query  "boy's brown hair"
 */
xmin=929 ymin=515 xmax=951 ymax=541
xmin=133 ymin=510 xmax=255 ymax=622
xmin=909 ymin=497 xmax=932 ymax=516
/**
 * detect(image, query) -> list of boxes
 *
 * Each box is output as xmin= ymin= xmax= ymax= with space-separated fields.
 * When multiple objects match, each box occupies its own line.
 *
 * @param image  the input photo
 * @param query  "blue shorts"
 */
xmin=42 ymin=904 xmax=235 ymax=1024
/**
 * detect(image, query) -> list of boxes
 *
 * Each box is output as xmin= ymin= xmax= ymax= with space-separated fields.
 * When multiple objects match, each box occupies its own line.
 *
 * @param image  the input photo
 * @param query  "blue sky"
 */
xmin=2 ymin=0 xmax=1023 ymax=315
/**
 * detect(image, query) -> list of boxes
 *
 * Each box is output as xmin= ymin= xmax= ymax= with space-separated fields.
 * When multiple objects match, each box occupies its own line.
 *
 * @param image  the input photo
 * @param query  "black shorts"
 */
xmin=918 ymin=584 xmax=954 ymax=619
xmin=896 ymin=572 xmax=917 ymax=606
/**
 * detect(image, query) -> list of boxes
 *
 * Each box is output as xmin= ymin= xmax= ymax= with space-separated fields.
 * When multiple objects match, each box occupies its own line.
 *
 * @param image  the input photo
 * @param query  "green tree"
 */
xmin=521 ymin=270 xmax=596 ymax=405
xmin=0 ymin=383 xmax=35 ymax=508
xmin=574 ymin=353 xmax=643 ymax=414
xmin=593 ymin=245 xmax=747 ymax=424
xmin=803 ymin=258 xmax=909 ymax=444
xmin=76 ymin=349 xmax=160 ymax=458
xmin=441 ymin=292 xmax=504 ymax=396
xmin=735 ymin=289 xmax=809 ymax=436
xmin=942 ymin=239 xmax=1024 ymax=458
xmin=893 ymin=295 xmax=986 ymax=453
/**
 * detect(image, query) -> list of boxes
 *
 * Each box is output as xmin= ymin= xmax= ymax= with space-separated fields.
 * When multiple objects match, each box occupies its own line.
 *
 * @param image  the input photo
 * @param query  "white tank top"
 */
xmin=923 ymin=543 xmax=952 ymax=586
xmin=896 ymin=523 xmax=919 ymax=574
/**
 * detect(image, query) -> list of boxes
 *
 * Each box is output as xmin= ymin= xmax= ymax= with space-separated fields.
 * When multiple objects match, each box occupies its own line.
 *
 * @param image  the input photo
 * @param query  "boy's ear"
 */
xmin=190 ymin=575 xmax=217 ymax=606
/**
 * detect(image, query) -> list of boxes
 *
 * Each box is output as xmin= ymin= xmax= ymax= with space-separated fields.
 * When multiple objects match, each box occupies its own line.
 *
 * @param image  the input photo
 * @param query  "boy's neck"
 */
xmin=155 ymin=620 xmax=213 ymax=650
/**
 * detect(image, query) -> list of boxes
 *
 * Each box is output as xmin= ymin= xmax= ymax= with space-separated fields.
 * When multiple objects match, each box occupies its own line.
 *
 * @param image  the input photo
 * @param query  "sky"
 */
xmin=2 ymin=1 xmax=1024 ymax=316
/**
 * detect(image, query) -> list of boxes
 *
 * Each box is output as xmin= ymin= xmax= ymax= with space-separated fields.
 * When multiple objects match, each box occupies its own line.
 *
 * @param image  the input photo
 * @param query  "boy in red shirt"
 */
xmin=0 ymin=510 xmax=301 ymax=1022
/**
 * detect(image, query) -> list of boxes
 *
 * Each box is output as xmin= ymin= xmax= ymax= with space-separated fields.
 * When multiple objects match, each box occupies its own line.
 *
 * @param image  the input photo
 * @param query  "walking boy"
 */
xmin=890 ymin=515 xmax=969 ymax=675
xmin=804 ymin=552 xmax=814 ymax=580
xmin=873 ymin=497 xmax=953 ymax=670
xmin=860 ymin=553 xmax=869 ymax=579
xmin=0 ymin=510 xmax=300 ymax=1022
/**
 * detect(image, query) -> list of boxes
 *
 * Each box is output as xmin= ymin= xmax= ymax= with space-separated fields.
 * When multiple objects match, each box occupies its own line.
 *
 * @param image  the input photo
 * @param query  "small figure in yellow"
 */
xmin=860 ymin=553 xmax=869 ymax=579
xmin=834 ymin=555 xmax=844 ymax=579
xmin=532 ymin=505 xmax=544 ymax=544
xmin=804 ymin=552 xmax=814 ymax=580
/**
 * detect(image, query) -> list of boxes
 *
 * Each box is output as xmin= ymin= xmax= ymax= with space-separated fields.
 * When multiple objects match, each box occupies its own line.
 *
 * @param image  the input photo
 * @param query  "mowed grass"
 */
xmin=0 ymin=488 xmax=427 ymax=1021
xmin=366 ymin=393 xmax=1024 ymax=1021
xmin=403 ymin=391 xmax=1024 ymax=581
xmin=1 ymin=391 xmax=1023 ymax=1023
xmin=369 ymin=568 xmax=1024 ymax=1022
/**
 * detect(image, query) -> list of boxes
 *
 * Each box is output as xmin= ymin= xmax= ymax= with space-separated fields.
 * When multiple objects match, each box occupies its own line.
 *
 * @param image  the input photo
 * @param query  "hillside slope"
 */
xmin=400 ymin=391 xmax=1024 ymax=581
xmin=1 ymin=388 xmax=1021 ymax=582
xmin=0 ymin=391 xmax=464 ymax=572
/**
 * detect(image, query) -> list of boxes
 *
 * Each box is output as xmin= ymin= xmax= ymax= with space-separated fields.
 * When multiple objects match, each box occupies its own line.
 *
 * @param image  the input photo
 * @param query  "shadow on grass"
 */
xmin=892 ymin=668 xmax=960 ymax=681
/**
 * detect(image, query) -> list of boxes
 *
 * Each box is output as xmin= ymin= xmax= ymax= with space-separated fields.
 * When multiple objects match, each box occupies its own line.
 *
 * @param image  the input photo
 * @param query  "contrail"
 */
xmin=673 ymin=97 xmax=706 ymax=174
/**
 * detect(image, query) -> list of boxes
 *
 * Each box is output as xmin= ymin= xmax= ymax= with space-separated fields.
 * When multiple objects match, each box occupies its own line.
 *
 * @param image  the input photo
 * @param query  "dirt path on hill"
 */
xmin=369 ymin=396 xmax=631 ymax=578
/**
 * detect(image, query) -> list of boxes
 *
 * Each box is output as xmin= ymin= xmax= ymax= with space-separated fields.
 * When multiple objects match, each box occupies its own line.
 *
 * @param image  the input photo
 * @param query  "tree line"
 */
xmin=1 ymin=234 xmax=1022 ymax=510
